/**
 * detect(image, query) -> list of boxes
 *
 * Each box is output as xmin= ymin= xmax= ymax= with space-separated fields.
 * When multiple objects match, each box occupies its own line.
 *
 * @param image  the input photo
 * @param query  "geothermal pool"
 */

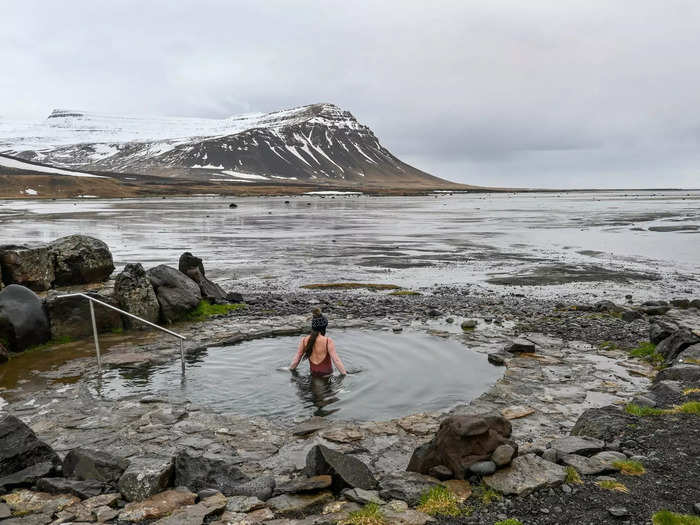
xmin=85 ymin=329 xmax=501 ymax=421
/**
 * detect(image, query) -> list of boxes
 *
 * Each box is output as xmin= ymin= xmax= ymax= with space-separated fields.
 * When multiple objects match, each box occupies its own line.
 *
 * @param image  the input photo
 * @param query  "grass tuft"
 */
xmin=565 ymin=466 xmax=583 ymax=484
xmin=683 ymin=388 xmax=700 ymax=395
xmin=340 ymin=503 xmax=386 ymax=525
xmin=474 ymin=483 xmax=502 ymax=506
xmin=187 ymin=300 xmax=246 ymax=322
xmin=626 ymin=401 xmax=700 ymax=417
xmin=596 ymin=480 xmax=629 ymax=493
xmin=674 ymin=401 xmax=700 ymax=415
xmin=628 ymin=341 xmax=664 ymax=366
xmin=494 ymin=520 xmax=524 ymax=525
xmin=625 ymin=403 xmax=666 ymax=416
xmin=389 ymin=290 xmax=421 ymax=296
xmin=417 ymin=486 xmax=465 ymax=517
xmin=613 ymin=459 xmax=645 ymax=476
xmin=652 ymin=510 xmax=700 ymax=525
xmin=301 ymin=283 xmax=400 ymax=291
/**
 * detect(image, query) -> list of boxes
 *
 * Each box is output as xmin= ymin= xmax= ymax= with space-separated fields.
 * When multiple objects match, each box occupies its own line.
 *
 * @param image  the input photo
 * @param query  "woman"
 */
xmin=289 ymin=309 xmax=347 ymax=376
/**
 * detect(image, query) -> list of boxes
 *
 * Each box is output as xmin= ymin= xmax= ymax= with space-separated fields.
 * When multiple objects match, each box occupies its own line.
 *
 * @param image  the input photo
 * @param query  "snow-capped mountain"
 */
xmin=0 ymin=104 xmax=452 ymax=187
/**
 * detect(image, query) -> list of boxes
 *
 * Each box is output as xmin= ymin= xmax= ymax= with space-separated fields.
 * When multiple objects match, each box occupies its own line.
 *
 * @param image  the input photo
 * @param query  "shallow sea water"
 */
xmin=84 ymin=330 xmax=501 ymax=421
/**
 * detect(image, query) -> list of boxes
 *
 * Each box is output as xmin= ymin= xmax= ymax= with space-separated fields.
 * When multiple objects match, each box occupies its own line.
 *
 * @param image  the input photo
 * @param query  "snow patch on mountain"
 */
xmin=0 ymin=154 xmax=106 ymax=178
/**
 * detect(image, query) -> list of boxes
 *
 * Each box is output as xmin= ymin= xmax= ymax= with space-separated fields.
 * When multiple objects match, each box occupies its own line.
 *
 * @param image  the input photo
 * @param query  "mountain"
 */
xmin=0 ymin=103 xmax=460 ymax=189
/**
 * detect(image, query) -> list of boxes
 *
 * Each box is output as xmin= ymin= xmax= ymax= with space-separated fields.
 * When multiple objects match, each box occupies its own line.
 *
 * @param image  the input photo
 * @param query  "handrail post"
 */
xmin=180 ymin=339 xmax=185 ymax=374
xmin=89 ymin=300 xmax=102 ymax=372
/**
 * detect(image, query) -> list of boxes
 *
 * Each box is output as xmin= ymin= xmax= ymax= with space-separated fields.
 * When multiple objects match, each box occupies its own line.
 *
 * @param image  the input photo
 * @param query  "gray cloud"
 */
xmin=1 ymin=0 xmax=699 ymax=188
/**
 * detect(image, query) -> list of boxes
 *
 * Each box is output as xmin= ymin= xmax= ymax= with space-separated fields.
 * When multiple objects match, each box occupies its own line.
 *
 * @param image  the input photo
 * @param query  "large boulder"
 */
xmin=305 ymin=445 xmax=377 ymax=490
xmin=676 ymin=343 xmax=700 ymax=365
xmin=178 ymin=252 xmax=229 ymax=303
xmin=656 ymin=329 xmax=700 ymax=363
xmin=654 ymin=364 xmax=700 ymax=383
xmin=45 ymin=291 xmax=123 ymax=339
xmin=147 ymin=265 xmax=202 ymax=323
xmin=570 ymin=405 xmax=635 ymax=442
xmin=483 ymin=454 xmax=566 ymax=496
xmin=118 ymin=456 xmax=174 ymax=501
xmin=48 ymin=235 xmax=114 ymax=286
xmin=114 ymin=263 xmax=160 ymax=328
xmin=173 ymin=451 xmax=248 ymax=495
xmin=407 ymin=414 xmax=517 ymax=480
xmin=378 ymin=472 xmax=442 ymax=506
xmin=63 ymin=448 xmax=129 ymax=484
xmin=0 ymin=414 xmax=61 ymax=480
xmin=0 ymin=284 xmax=50 ymax=352
xmin=650 ymin=321 xmax=675 ymax=345
xmin=0 ymin=244 xmax=54 ymax=291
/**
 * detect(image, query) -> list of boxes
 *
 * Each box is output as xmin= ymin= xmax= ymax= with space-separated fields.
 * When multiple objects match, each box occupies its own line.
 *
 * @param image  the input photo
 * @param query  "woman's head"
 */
xmin=304 ymin=309 xmax=328 ymax=359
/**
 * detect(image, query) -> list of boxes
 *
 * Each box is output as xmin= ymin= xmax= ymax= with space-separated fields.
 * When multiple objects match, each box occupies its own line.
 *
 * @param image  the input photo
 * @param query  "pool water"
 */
xmin=86 ymin=330 xmax=502 ymax=421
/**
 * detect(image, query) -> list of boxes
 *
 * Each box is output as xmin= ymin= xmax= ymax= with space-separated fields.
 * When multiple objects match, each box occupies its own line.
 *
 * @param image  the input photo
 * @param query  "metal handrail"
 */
xmin=59 ymin=293 xmax=186 ymax=373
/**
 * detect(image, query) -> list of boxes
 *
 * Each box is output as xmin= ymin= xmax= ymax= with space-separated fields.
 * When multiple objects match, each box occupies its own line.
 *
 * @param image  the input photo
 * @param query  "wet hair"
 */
xmin=303 ymin=309 xmax=326 ymax=360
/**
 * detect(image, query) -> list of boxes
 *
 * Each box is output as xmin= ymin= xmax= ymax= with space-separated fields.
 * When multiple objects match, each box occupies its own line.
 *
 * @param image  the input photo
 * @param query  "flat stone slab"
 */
xmin=118 ymin=488 xmax=196 ymax=522
xmin=548 ymin=436 xmax=605 ymax=456
xmin=484 ymin=454 xmax=567 ymax=496
xmin=275 ymin=475 xmax=332 ymax=494
xmin=561 ymin=451 xmax=627 ymax=475
xmin=226 ymin=495 xmax=265 ymax=513
xmin=267 ymin=491 xmax=333 ymax=516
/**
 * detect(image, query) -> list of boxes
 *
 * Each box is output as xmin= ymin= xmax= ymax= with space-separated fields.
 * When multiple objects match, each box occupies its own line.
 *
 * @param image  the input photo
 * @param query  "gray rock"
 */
xmin=0 ymin=341 xmax=6 ymax=363
xmin=488 ymin=352 xmax=508 ymax=366
xmin=228 ymin=474 xmax=275 ymax=501
xmin=655 ymin=364 xmax=700 ymax=383
xmin=292 ymin=416 xmax=328 ymax=436
xmin=428 ymin=465 xmax=453 ymax=480
xmin=63 ymin=447 xmax=129 ymax=483
xmin=492 ymin=444 xmax=516 ymax=466
xmin=0 ymin=244 xmax=54 ymax=291
xmin=621 ymin=309 xmax=643 ymax=322
xmin=154 ymin=492 xmax=227 ymax=525
xmin=541 ymin=448 xmax=558 ymax=463
xmin=45 ymin=290 xmax=123 ymax=339
xmin=693 ymin=502 xmax=700 ymax=516
xmin=469 ymin=460 xmax=497 ymax=475
xmin=641 ymin=305 xmax=671 ymax=315
xmin=147 ymin=264 xmax=202 ymax=323
xmin=570 ymin=406 xmax=635 ymax=442
xmin=608 ymin=507 xmax=629 ymax=517
xmin=225 ymin=495 xmax=265 ymax=513
xmin=505 ymin=339 xmax=536 ymax=353
xmin=461 ymin=319 xmax=477 ymax=330
xmin=179 ymin=252 xmax=230 ymax=303
xmin=0 ymin=284 xmax=50 ymax=352
xmin=656 ymin=329 xmax=700 ymax=363
xmin=266 ymin=491 xmax=333 ymax=517
xmin=197 ymin=488 xmax=222 ymax=500
xmin=548 ymin=436 xmax=605 ymax=456
xmin=275 ymin=475 xmax=332 ymax=494
xmin=118 ymin=456 xmax=174 ymax=501
xmin=483 ymin=454 xmax=567 ymax=496
xmin=342 ymin=488 xmax=385 ymax=505
xmin=631 ymin=394 xmax=656 ymax=407
xmin=48 ymin=235 xmax=114 ymax=285
xmin=174 ymin=450 xmax=248 ymax=496
xmin=114 ymin=263 xmax=160 ymax=328
xmin=37 ymin=477 xmax=109 ymax=499
xmin=0 ymin=502 xmax=10 ymax=519
xmin=0 ymin=414 xmax=60 ymax=479
xmin=649 ymin=322 xmax=675 ymax=345
xmin=0 ymin=461 xmax=56 ymax=491
xmin=378 ymin=471 xmax=443 ymax=506
xmin=675 ymin=343 xmax=700 ymax=365
xmin=305 ymin=444 xmax=377 ymax=490
xmin=560 ymin=451 xmax=627 ymax=475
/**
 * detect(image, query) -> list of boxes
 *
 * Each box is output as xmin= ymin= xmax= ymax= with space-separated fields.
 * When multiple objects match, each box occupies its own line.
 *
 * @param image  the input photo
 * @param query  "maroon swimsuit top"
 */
xmin=309 ymin=339 xmax=333 ymax=376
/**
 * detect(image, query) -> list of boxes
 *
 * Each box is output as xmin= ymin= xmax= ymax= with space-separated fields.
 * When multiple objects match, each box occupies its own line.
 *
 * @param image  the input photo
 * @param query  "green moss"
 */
xmin=626 ymin=401 xmax=700 ymax=417
xmin=625 ymin=403 xmax=666 ymax=416
xmin=389 ymin=290 xmax=421 ymax=296
xmin=111 ymin=326 xmax=124 ymax=334
xmin=340 ymin=503 xmax=386 ymax=525
xmin=596 ymin=480 xmax=629 ymax=493
xmin=417 ymin=486 xmax=466 ymax=517
xmin=25 ymin=335 xmax=74 ymax=352
xmin=652 ymin=510 xmax=700 ymax=525
xmin=565 ymin=466 xmax=583 ymax=484
xmin=613 ymin=459 xmax=645 ymax=475
xmin=186 ymin=300 xmax=246 ymax=322
xmin=600 ymin=341 xmax=620 ymax=351
xmin=301 ymin=282 xmax=401 ymax=291
xmin=629 ymin=341 xmax=664 ymax=366
xmin=675 ymin=401 xmax=700 ymax=415
xmin=474 ymin=483 xmax=502 ymax=506
xmin=494 ymin=520 xmax=523 ymax=525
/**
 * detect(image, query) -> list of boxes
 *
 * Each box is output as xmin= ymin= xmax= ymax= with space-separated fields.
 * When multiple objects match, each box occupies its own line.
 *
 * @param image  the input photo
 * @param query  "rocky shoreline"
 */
xmin=1 ymin=239 xmax=699 ymax=524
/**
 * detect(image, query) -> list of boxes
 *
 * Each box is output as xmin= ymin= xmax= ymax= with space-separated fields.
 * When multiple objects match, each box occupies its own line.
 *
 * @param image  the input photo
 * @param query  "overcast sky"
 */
xmin=2 ymin=1 xmax=699 ymax=188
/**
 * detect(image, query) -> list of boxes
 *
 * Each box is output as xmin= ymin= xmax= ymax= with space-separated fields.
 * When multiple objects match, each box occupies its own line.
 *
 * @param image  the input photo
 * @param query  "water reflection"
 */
xmin=290 ymin=370 xmax=345 ymax=417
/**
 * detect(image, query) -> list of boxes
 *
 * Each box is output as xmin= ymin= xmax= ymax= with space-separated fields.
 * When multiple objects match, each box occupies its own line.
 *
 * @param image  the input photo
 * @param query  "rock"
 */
xmin=225 ymin=495 xmax=265 ymax=513
xmin=82 ymin=492 xmax=121 ymax=509
xmin=691 ymin=299 xmax=700 ymax=309
xmin=694 ymin=502 xmax=700 ymax=516
xmin=0 ymin=502 xmax=10 ymax=519
xmin=621 ymin=309 xmax=643 ymax=322
xmin=487 ymin=352 xmax=508 ymax=365
xmin=342 ymin=488 xmax=385 ymax=505
xmin=676 ymin=343 xmax=700 ymax=365
xmin=48 ymin=235 xmax=114 ymax=285
xmin=114 ymin=263 xmax=160 ymax=328
xmin=0 ymin=414 xmax=60 ymax=479
xmin=179 ymin=252 xmax=230 ymax=303
xmin=0 ymin=462 xmax=56 ymax=492
xmin=118 ymin=488 xmax=196 ymax=522
xmin=654 ymin=364 xmax=700 ymax=383
xmin=45 ymin=290 xmax=123 ymax=339
xmin=118 ymin=456 xmax=174 ymax=501
xmin=492 ymin=444 xmax=516 ymax=466
xmin=174 ymin=450 xmax=249 ymax=495
xmin=154 ymin=492 xmax=227 ymax=525
xmin=631 ymin=394 xmax=656 ymax=407
xmin=656 ymin=329 xmax=700 ymax=362
xmin=382 ymin=508 xmax=436 ymax=524
xmin=594 ymin=300 xmax=618 ymax=313
xmin=229 ymin=203 xmax=238 ymax=208
xmin=641 ymin=305 xmax=671 ymax=316
xmin=650 ymin=380 xmax=683 ymax=397
xmin=505 ymin=338 xmax=536 ymax=353
xmin=541 ymin=448 xmax=558 ymax=463
xmin=63 ymin=448 xmax=128 ymax=483
xmin=560 ymin=451 xmax=627 ymax=475
xmin=266 ymin=491 xmax=333 ymax=517
xmin=548 ymin=436 xmax=605 ymax=456
xmin=275 ymin=475 xmax=332 ymax=494
xmin=570 ymin=406 xmax=636 ymax=442
xmin=483 ymin=454 xmax=567 ymax=496
xmin=501 ymin=406 xmax=535 ymax=420
xmin=0 ymin=244 xmax=54 ymax=291
xmin=1 ymin=489 xmax=80 ymax=515
xmin=94 ymin=505 xmax=120 ymax=522
xmin=469 ymin=460 xmax=496 ymax=475
xmin=226 ymin=291 xmax=244 ymax=303
xmin=36 ymin=477 xmax=109 ymax=499
xmin=670 ymin=299 xmax=690 ymax=308
xmin=378 ymin=472 xmax=443 ymax=506
xmin=0 ymin=285 xmax=50 ymax=352
xmin=0 ymin=342 xmax=7 ymax=363
xmin=197 ymin=488 xmax=221 ymax=499
xmin=461 ymin=320 xmax=477 ymax=330
xmin=428 ymin=465 xmax=453 ymax=480
xmin=147 ymin=265 xmax=202 ymax=323
xmin=443 ymin=480 xmax=472 ymax=501
xmin=608 ymin=506 xmax=629 ymax=517
xmin=650 ymin=322 xmax=675 ymax=345
xmin=305 ymin=444 xmax=377 ymax=490
xmin=228 ymin=475 xmax=275 ymax=501
xmin=407 ymin=414 xmax=516 ymax=479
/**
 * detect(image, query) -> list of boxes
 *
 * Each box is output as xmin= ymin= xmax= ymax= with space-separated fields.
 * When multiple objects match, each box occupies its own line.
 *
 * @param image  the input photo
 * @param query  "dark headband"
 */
xmin=312 ymin=315 xmax=328 ymax=332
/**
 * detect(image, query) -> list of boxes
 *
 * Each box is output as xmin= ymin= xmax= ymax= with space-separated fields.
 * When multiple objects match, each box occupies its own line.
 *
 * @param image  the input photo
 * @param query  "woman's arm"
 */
xmin=327 ymin=338 xmax=347 ymax=375
xmin=290 ymin=337 xmax=306 ymax=370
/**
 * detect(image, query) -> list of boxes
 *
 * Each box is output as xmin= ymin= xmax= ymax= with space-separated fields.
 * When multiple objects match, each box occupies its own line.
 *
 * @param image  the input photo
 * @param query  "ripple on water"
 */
xmin=86 ymin=330 xmax=503 ymax=421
